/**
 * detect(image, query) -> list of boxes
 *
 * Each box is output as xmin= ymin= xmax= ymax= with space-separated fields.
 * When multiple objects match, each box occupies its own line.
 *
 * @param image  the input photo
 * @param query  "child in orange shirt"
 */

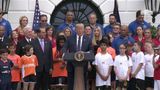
xmin=7 ymin=44 xmax=21 ymax=90
xmin=52 ymin=35 xmax=67 ymax=84
xmin=20 ymin=45 xmax=38 ymax=90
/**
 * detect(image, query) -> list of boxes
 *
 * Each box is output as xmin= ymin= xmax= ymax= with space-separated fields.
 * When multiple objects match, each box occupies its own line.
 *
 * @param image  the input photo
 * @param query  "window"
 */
xmin=50 ymin=0 xmax=103 ymax=28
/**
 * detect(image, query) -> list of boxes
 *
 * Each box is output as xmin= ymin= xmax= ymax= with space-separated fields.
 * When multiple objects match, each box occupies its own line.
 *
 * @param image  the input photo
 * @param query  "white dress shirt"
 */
xmin=76 ymin=35 xmax=83 ymax=50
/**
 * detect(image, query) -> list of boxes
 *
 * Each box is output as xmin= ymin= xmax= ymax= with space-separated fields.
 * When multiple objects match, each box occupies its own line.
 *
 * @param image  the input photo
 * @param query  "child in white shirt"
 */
xmin=93 ymin=40 xmax=113 ymax=90
xmin=144 ymin=42 xmax=154 ymax=90
xmin=114 ymin=44 xmax=132 ymax=90
xmin=129 ymin=41 xmax=145 ymax=90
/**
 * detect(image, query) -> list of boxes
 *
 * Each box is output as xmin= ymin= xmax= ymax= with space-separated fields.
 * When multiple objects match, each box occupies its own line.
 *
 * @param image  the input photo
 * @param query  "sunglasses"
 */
xmin=41 ymin=20 xmax=47 ymax=22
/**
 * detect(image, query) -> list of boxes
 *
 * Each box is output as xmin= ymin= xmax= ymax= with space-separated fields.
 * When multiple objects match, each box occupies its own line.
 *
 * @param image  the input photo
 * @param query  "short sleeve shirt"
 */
xmin=93 ymin=52 xmax=113 ymax=86
xmin=114 ymin=55 xmax=132 ymax=80
xmin=20 ymin=55 xmax=38 ymax=78
xmin=131 ymin=51 xmax=145 ymax=80
xmin=144 ymin=54 xmax=154 ymax=77
xmin=0 ymin=59 xmax=13 ymax=83
xmin=154 ymin=55 xmax=160 ymax=80
xmin=8 ymin=54 xmax=21 ymax=82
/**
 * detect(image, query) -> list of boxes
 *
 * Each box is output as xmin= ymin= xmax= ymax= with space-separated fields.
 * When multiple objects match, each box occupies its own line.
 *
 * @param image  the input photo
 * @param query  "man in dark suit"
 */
xmin=0 ymin=25 xmax=10 ymax=49
xmin=62 ymin=23 xmax=93 ymax=90
xmin=32 ymin=28 xmax=53 ymax=90
xmin=16 ymin=27 xmax=33 ymax=56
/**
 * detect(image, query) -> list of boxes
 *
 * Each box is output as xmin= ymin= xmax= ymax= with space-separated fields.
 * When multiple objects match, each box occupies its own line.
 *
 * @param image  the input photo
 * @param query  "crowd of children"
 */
xmin=0 ymin=44 xmax=38 ymax=90
xmin=93 ymin=38 xmax=160 ymax=90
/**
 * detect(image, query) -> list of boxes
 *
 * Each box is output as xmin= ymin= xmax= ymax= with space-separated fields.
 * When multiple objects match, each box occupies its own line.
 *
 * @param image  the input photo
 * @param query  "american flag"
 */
xmin=113 ymin=0 xmax=121 ymax=23
xmin=32 ymin=0 xmax=41 ymax=30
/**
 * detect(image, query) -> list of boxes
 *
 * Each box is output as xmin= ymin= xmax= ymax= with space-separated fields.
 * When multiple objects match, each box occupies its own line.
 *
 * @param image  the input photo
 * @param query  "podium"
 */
xmin=63 ymin=51 xmax=94 ymax=90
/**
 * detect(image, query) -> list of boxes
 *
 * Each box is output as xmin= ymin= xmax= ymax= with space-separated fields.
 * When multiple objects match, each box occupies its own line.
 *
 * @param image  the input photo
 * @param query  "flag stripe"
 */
xmin=32 ymin=0 xmax=41 ymax=30
xmin=113 ymin=0 xmax=121 ymax=23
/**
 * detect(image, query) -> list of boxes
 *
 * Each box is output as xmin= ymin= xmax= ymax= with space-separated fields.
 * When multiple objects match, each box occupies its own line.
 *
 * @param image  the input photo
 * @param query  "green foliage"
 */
xmin=151 ymin=25 xmax=157 ymax=38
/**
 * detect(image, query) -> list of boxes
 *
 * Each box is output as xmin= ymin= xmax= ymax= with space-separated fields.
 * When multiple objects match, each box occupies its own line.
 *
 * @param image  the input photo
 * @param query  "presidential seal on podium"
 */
xmin=74 ymin=51 xmax=85 ymax=62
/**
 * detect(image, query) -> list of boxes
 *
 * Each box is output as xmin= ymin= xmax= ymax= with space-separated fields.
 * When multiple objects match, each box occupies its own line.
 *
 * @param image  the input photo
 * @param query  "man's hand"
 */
xmin=131 ymin=73 xmax=136 ymax=78
xmin=88 ymin=63 xmax=92 ymax=71
xmin=49 ymin=69 xmax=52 ymax=75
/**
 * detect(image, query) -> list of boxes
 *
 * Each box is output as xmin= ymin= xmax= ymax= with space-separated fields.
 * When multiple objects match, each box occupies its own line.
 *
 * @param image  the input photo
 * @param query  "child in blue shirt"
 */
xmin=0 ymin=49 xmax=14 ymax=90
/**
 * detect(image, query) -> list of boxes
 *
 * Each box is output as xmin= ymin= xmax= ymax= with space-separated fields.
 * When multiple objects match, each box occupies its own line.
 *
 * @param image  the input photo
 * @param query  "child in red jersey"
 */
xmin=153 ymin=46 xmax=160 ymax=90
xmin=7 ymin=44 xmax=21 ymax=90
xmin=20 ymin=45 xmax=38 ymax=90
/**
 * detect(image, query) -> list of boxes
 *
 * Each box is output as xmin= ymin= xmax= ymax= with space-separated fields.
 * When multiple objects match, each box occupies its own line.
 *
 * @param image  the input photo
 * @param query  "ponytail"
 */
xmin=125 ymin=44 xmax=129 ymax=60
xmin=125 ymin=50 xmax=129 ymax=61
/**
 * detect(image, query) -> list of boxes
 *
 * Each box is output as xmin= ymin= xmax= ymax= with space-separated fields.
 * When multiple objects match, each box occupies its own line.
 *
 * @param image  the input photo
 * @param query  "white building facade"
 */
xmin=5 ymin=0 xmax=160 ymax=29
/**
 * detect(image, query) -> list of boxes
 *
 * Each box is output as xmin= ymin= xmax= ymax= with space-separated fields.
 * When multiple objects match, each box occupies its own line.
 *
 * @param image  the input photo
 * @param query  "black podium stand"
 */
xmin=63 ymin=51 xmax=94 ymax=90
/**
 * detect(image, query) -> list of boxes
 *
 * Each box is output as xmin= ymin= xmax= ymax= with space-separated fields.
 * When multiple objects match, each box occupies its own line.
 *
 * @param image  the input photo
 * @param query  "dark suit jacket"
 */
xmin=62 ymin=34 xmax=93 ymax=71
xmin=62 ymin=35 xmax=92 ymax=53
xmin=16 ymin=38 xmax=33 ymax=56
xmin=31 ymin=38 xmax=53 ymax=72
xmin=62 ymin=34 xmax=93 ymax=90
xmin=0 ymin=36 xmax=10 ymax=49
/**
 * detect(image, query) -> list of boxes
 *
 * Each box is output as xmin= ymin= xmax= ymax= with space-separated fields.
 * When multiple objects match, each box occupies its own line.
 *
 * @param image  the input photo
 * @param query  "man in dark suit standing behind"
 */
xmin=62 ymin=23 xmax=93 ymax=90
xmin=16 ymin=27 xmax=33 ymax=56
xmin=32 ymin=28 xmax=53 ymax=90
xmin=0 ymin=25 xmax=10 ymax=49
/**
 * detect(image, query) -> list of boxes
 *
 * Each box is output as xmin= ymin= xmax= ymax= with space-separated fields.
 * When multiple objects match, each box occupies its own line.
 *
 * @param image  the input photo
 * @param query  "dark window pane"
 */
xmin=50 ymin=0 xmax=103 ymax=29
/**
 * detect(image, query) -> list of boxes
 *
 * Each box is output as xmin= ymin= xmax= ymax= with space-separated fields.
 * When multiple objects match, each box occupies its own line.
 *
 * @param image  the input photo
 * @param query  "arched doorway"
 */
xmin=50 ymin=0 xmax=104 ymax=28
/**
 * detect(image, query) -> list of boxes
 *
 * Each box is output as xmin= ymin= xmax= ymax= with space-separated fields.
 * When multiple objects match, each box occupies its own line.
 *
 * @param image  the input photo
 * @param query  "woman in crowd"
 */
xmin=134 ymin=26 xmax=145 ymax=42
xmin=14 ymin=16 xmax=28 ymax=40
xmin=51 ymin=35 xmax=67 ymax=84
xmin=46 ymin=25 xmax=56 ymax=48
xmin=92 ymin=26 xmax=102 ymax=55
xmin=134 ymin=26 xmax=145 ymax=52
xmin=90 ymin=26 xmax=103 ymax=89
xmin=153 ymin=28 xmax=160 ymax=46
xmin=143 ymin=29 xmax=157 ymax=46
xmin=63 ymin=27 xmax=72 ymax=39
xmin=10 ymin=30 xmax=19 ymax=46
xmin=114 ymin=44 xmax=132 ymax=90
